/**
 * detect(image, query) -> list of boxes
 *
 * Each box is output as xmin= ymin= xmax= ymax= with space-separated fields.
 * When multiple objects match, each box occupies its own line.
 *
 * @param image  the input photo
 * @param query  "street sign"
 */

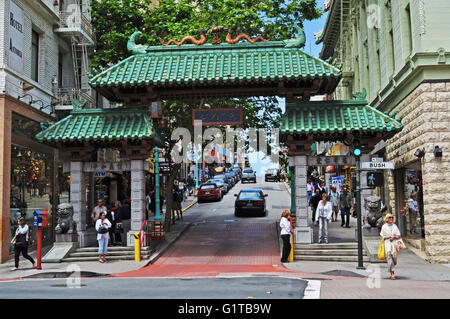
xmin=371 ymin=157 xmax=383 ymax=162
xmin=366 ymin=171 xmax=384 ymax=187
xmin=361 ymin=161 xmax=394 ymax=170
xmin=94 ymin=172 xmax=107 ymax=178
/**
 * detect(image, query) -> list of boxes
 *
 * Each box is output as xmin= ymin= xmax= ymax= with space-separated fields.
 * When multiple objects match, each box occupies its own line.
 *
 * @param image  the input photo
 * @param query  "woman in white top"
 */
xmin=11 ymin=217 xmax=35 ymax=271
xmin=95 ymin=212 xmax=112 ymax=263
xmin=280 ymin=210 xmax=292 ymax=263
xmin=315 ymin=193 xmax=333 ymax=244
xmin=380 ymin=213 xmax=401 ymax=280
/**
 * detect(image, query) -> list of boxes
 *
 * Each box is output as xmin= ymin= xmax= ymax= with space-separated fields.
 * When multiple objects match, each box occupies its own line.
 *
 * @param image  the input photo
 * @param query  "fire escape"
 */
xmin=54 ymin=0 xmax=95 ymax=110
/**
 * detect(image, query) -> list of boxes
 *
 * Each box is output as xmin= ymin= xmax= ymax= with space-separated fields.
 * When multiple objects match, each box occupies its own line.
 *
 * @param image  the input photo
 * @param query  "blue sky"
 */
xmin=250 ymin=11 xmax=328 ymax=176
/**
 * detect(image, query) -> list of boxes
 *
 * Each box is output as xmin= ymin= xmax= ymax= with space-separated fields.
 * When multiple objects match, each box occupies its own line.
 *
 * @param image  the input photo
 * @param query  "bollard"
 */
xmin=134 ymin=232 xmax=141 ymax=262
xmin=288 ymin=217 xmax=294 ymax=262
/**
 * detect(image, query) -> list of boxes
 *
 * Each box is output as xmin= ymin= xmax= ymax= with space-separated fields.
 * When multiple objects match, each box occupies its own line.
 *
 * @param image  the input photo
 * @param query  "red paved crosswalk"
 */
xmin=114 ymin=222 xmax=295 ymax=278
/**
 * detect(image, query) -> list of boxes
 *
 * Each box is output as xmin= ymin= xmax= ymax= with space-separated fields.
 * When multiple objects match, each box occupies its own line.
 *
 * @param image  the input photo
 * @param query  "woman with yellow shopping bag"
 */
xmin=380 ymin=213 xmax=401 ymax=280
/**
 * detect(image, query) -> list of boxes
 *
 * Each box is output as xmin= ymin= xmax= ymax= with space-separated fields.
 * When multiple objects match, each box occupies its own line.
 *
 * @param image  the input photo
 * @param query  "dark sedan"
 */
xmin=241 ymin=168 xmax=256 ymax=183
xmin=197 ymin=183 xmax=222 ymax=203
xmin=265 ymin=168 xmax=281 ymax=182
xmin=234 ymin=190 xmax=267 ymax=217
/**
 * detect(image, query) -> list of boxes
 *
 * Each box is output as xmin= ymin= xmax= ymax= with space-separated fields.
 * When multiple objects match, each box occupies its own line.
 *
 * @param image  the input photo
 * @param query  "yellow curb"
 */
xmin=182 ymin=201 xmax=197 ymax=213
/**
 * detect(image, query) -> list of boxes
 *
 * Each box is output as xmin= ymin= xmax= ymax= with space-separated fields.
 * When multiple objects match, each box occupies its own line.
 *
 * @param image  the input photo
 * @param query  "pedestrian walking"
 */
xmin=315 ymin=194 xmax=333 ymax=244
xmin=178 ymin=180 xmax=185 ymax=202
xmin=307 ymin=180 xmax=314 ymax=203
xmin=11 ymin=217 xmax=35 ymax=271
xmin=380 ymin=213 xmax=401 ymax=280
xmin=146 ymin=190 xmax=152 ymax=218
xmin=113 ymin=200 xmax=123 ymax=245
xmin=339 ymin=185 xmax=352 ymax=228
xmin=315 ymin=181 xmax=327 ymax=196
xmin=91 ymin=199 xmax=107 ymax=226
xmin=280 ymin=210 xmax=292 ymax=263
xmin=106 ymin=205 xmax=116 ymax=246
xmin=329 ymin=186 xmax=340 ymax=222
xmin=172 ymin=185 xmax=183 ymax=224
xmin=309 ymin=188 xmax=322 ymax=224
xmin=95 ymin=212 xmax=111 ymax=263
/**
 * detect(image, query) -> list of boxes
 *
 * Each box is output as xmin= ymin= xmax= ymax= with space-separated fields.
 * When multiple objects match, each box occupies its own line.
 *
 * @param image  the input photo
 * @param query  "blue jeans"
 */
xmin=98 ymin=237 xmax=109 ymax=255
xmin=307 ymin=191 xmax=312 ymax=203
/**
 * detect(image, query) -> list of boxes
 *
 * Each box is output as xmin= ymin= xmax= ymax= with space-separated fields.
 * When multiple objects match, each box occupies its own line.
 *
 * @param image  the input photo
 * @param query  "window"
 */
xmin=58 ymin=52 xmax=63 ymax=88
xmin=31 ymin=30 xmax=39 ymax=82
xmin=405 ymin=4 xmax=413 ymax=54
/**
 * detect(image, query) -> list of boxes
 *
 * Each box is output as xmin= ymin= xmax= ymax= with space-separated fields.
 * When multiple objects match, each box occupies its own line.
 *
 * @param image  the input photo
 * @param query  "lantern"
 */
xmin=53 ymin=0 xmax=59 ymax=6
xmin=150 ymin=101 xmax=162 ymax=118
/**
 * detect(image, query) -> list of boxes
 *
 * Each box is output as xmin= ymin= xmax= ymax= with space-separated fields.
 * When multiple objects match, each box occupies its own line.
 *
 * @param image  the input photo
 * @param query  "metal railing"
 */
xmin=139 ymin=220 xmax=150 ymax=248
xmin=58 ymin=11 xmax=94 ymax=42
xmin=54 ymin=88 xmax=94 ymax=108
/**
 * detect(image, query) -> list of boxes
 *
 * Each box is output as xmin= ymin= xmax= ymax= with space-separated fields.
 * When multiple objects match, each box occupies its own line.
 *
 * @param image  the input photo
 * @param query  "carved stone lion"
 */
xmin=55 ymin=203 xmax=76 ymax=234
xmin=364 ymin=196 xmax=384 ymax=229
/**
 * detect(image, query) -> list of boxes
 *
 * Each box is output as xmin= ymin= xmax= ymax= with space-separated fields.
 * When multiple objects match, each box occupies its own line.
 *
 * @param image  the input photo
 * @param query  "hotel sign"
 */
xmin=9 ymin=0 xmax=24 ymax=74
xmin=192 ymin=108 xmax=243 ymax=126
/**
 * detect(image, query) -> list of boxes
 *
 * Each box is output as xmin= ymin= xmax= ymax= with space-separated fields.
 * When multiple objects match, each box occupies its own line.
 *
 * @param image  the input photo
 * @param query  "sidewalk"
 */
xmin=282 ymin=181 xmax=450 ymax=282
xmin=0 ymin=197 xmax=197 ymax=281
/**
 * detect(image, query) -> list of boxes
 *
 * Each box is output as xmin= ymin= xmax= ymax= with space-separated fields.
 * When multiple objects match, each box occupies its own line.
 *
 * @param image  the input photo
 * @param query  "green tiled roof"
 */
xmin=36 ymin=108 xmax=161 ymax=144
xmin=279 ymin=100 xmax=402 ymax=135
xmin=89 ymin=41 xmax=341 ymax=89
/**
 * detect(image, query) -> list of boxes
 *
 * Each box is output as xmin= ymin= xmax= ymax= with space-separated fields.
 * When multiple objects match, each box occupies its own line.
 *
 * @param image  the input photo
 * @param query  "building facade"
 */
xmin=0 ymin=0 xmax=97 ymax=263
xmin=318 ymin=0 xmax=450 ymax=262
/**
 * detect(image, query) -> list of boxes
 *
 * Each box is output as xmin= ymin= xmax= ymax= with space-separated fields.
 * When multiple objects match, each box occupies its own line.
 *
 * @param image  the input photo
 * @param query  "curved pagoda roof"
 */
xmin=88 ymin=30 xmax=342 ymax=103
xmin=36 ymin=101 xmax=162 ymax=146
xmin=279 ymin=98 xmax=402 ymax=138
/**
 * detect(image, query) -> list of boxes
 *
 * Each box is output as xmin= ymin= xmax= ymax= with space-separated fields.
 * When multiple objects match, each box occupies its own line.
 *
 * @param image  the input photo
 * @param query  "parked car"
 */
xmin=241 ymin=168 xmax=256 ymax=183
xmin=207 ymin=179 xmax=228 ymax=194
xmin=232 ymin=167 xmax=242 ymax=180
xmin=227 ymin=171 xmax=237 ymax=185
xmin=197 ymin=183 xmax=222 ymax=203
xmin=234 ymin=189 xmax=267 ymax=217
xmin=215 ymin=174 xmax=233 ymax=189
xmin=265 ymin=168 xmax=281 ymax=182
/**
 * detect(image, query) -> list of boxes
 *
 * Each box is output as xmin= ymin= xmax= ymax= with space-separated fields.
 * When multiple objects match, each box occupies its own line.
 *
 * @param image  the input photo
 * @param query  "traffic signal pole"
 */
xmin=355 ymin=156 xmax=365 ymax=270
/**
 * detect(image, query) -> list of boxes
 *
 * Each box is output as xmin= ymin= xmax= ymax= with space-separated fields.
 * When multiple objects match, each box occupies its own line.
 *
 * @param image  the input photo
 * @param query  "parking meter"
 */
xmin=33 ymin=210 xmax=48 ymax=270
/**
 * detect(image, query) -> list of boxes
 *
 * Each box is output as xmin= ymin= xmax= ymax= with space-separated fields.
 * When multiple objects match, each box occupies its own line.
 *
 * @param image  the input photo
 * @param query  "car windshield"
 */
xmin=215 ymin=175 xmax=225 ymax=179
xmin=238 ymin=192 xmax=262 ymax=200
xmin=210 ymin=180 xmax=223 ymax=185
xmin=243 ymin=170 xmax=253 ymax=173
xmin=267 ymin=169 xmax=277 ymax=174
xmin=200 ymin=185 xmax=216 ymax=189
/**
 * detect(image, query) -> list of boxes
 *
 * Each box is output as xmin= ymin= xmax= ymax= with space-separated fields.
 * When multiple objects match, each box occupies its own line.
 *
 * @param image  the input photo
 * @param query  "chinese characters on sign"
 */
xmin=83 ymin=161 xmax=150 ymax=172
xmin=192 ymin=108 xmax=243 ymax=126
xmin=307 ymin=156 xmax=356 ymax=166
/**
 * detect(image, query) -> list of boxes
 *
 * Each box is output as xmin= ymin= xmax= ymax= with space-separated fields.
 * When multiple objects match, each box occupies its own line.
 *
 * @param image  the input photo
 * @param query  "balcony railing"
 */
xmin=54 ymin=88 xmax=94 ymax=109
xmin=57 ymin=11 xmax=94 ymax=42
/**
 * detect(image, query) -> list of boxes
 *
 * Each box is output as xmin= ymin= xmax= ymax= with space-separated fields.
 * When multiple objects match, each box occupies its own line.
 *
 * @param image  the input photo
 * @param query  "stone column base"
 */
xmin=127 ymin=230 xmax=139 ymax=247
xmin=294 ymin=226 xmax=313 ymax=243
xmin=78 ymin=229 xmax=97 ymax=248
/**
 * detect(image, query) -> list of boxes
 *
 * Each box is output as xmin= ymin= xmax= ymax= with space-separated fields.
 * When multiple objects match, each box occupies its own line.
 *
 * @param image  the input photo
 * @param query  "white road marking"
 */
xmin=303 ymin=280 xmax=321 ymax=299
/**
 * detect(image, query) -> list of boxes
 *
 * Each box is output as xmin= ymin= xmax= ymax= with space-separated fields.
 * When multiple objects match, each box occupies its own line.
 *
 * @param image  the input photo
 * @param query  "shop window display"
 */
xmin=10 ymin=144 xmax=54 ymax=253
xmin=403 ymin=170 xmax=425 ymax=239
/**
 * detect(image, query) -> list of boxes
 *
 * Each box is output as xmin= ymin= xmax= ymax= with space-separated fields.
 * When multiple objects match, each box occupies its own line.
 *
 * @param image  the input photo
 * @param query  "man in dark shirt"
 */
xmin=309 ymin=188 xmax=322 ymax=224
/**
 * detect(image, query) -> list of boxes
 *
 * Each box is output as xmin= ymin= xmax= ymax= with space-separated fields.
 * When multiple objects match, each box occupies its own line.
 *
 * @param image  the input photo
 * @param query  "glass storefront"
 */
xmin=405 ymin=169 xmax=425 ymax=239
xmin=9 ymin=112 xmax=56 ymax=253
xmin=10 ymin=144 xmax=54 ymax=253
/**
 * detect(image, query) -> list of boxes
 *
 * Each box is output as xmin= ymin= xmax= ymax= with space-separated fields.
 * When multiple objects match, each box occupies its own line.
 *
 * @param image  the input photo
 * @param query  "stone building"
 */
xmin=0 ymin=0 xmax=98 ymax=263
xmin=316 ymin=0 xmax=450 ymax=262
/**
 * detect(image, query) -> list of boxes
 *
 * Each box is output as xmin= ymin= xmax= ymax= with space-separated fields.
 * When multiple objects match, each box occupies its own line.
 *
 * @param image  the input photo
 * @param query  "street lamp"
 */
xmin=352 ymin=131 xmax=365 ymax=270
xmin=154 ymin=146 xmax=161 ymax=221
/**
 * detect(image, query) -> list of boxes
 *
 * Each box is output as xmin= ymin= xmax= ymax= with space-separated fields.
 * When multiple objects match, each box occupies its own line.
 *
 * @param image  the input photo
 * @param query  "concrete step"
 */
xmin=294 ymin=255 xmax=370 ymax=262
xmin=295 ymin=249 xmax=366 ymax=256
xmin=61 ymin=254 xmax=151 ymax=263
xmin=294 ymin=243 xmax=358 ymax=250
xmin=68 ymin=251 xmax=136 ymax=257
xmin=75 ymin=246 xmax=151 ymax=253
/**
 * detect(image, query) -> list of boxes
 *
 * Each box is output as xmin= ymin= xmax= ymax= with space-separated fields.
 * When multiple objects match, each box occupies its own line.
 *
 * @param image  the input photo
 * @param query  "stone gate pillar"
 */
xmin=127 ymin=159 xmax=146 ymax=246
xmin=294 ymin=155 xmax=313 ymax=243
xmin=70 ymin=162 xmax=87 ymax=247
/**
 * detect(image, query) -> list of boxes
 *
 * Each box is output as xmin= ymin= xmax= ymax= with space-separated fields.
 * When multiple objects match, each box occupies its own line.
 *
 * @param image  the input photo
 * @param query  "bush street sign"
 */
xmin=361 ymin=161 xmax=394 ymax=170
